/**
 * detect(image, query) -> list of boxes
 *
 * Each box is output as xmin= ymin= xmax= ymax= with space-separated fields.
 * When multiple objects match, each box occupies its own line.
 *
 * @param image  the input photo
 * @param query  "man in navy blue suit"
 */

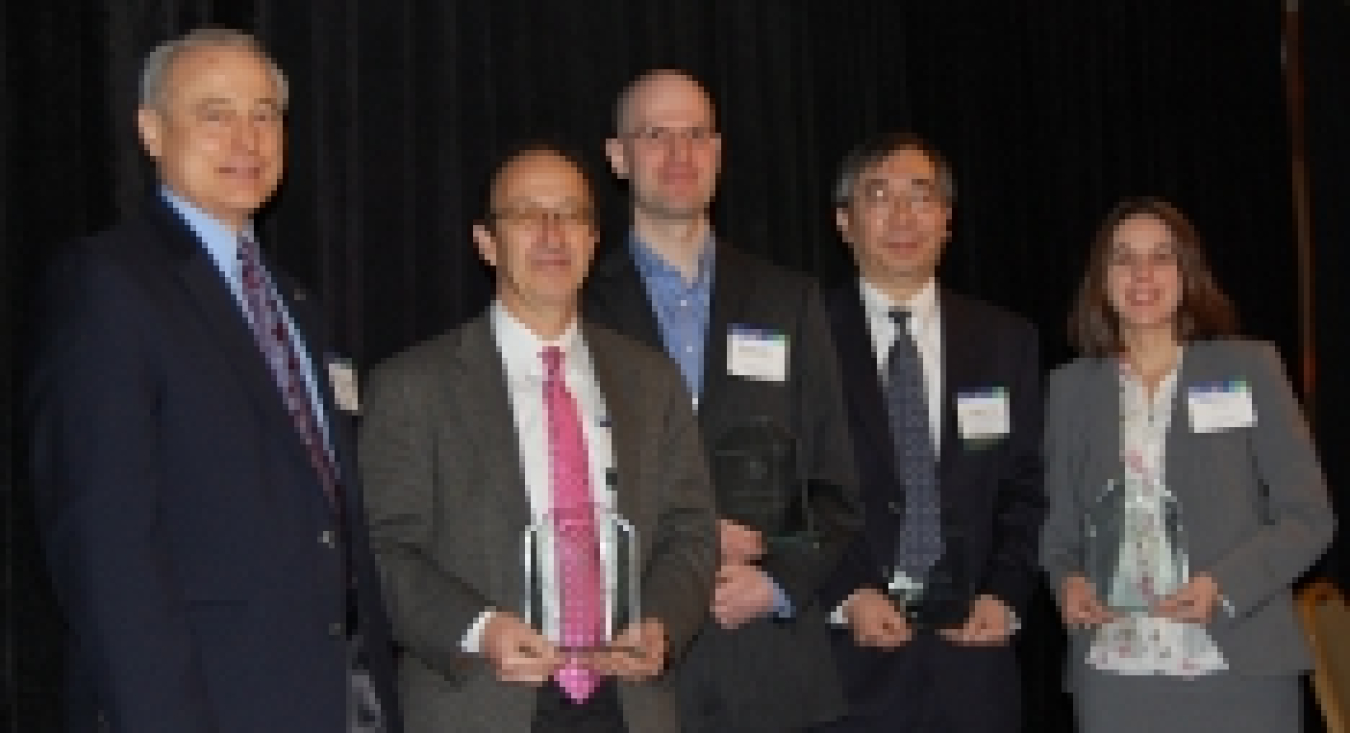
xmin=817 ymin=133 xmax=1045 ymax=733
xmin=27 ymin=28 xmax=401 ymax=733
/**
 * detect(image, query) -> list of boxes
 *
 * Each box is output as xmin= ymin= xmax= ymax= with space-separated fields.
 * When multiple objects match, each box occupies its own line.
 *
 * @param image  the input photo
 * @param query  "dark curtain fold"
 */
xmin=2 ymin=1 xmax=1340 ymax=731
xmin=1305 ymin=0 xmax=1350 ymax=593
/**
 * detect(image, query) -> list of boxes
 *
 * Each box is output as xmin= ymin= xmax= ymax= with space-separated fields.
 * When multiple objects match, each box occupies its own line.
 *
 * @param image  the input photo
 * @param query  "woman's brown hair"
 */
xmin=1068 ymin=197 xmax=1238 ymax=357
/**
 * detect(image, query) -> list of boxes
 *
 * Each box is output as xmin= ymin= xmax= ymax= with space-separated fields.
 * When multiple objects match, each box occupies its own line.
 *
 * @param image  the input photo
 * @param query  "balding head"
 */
xmin=614 ymin=69 xmax=716 ymax=136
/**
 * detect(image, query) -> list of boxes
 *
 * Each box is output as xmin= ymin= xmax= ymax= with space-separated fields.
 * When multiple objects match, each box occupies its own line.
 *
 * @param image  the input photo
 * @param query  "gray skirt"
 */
xmin=1072 ymin=670 xmax=1302 ymax=733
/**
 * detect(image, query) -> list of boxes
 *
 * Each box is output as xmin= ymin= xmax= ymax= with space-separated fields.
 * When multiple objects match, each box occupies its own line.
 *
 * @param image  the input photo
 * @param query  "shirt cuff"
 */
xmin=461 ymin=608 xmax=496 ymax=653
xmin=769 ymin=576 xmax=795 ymax=619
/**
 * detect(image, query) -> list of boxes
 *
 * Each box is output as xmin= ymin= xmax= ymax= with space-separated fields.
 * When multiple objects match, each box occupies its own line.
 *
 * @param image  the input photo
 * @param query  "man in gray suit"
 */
xmin=359 ymin=143 xmax=718 ymax=733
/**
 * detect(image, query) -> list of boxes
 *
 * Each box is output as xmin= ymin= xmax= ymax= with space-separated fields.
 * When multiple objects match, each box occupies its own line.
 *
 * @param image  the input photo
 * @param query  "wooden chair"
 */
xmin=1298 ymin=579 xmax=1350 ymax=733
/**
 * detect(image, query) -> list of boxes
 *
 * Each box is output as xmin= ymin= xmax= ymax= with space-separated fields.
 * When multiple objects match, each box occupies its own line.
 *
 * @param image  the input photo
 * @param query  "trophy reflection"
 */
xmin=710 ymin=417 xmax=819 ymax=550
xmin=522 ymin=494 xmax=643 ymax=660
xmin=1082 ymin=478 xmax=1189 ymax=613
xmin=883 ymin=529 xmax=972 ymax=628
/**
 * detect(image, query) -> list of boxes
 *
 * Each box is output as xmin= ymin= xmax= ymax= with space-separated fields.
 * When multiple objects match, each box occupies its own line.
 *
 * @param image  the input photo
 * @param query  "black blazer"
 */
xmin=583 ymin=239 xmax=862 ymax=732
xmin=27 ymin=195 xmax=401 ymax=733
xmin=822 ymin=281 xmax=1045 ymax=617
xmin=819 ymin=282 xmax=1044 ymax=733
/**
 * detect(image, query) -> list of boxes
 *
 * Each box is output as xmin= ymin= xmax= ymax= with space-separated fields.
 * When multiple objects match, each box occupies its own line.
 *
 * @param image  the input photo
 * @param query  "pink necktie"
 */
xmin=542 ymin=346 xmax=604 ymax=703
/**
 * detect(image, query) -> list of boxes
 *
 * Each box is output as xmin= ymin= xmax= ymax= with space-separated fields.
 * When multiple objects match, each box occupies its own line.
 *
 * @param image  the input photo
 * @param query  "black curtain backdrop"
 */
xmin=3 ymin=1 xmax=1343 ymax=731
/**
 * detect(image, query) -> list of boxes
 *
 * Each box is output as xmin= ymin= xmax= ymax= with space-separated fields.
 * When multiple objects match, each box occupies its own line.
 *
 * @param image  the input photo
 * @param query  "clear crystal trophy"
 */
xmin=1082 ymin=478 xmax=1189 ymax=613
xmin=522 ymin=473 xmax=642 ymax=658
xmin=710 ymin=417 xmax=818 ymax=550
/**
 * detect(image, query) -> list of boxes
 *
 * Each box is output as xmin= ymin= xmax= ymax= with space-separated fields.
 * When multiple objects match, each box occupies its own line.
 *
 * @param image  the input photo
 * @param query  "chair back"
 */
xmin=1298 ymin=579 xmax=1350 ymax=733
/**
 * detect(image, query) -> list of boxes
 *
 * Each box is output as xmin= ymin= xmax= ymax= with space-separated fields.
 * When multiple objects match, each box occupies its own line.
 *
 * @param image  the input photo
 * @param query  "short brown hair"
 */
xmin=1068 ymin=197 xmax=1238 ymax=357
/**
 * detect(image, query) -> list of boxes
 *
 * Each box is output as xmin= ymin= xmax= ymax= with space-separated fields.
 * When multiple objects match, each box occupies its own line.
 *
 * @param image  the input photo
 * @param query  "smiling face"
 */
xmin=835 ymin=147 xmax=951 ymax=295
xmin=137 ymin=45 xmax=284 ymax=230
xmin=1104 ymin=213 xmax=1184 ymax=336
xmin=606 ymin=72 xmax=721 ymax=225
xmin=473 ymin=150 xmax=597 ymax=330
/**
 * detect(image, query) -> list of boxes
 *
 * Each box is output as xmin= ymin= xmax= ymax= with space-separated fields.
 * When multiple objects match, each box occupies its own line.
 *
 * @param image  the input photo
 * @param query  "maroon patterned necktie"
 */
xmin=237 ymin=235 xmax=341 ymax=509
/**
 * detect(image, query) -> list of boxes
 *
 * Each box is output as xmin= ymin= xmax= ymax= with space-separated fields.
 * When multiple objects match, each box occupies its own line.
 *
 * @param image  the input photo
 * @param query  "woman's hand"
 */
xmin=1060 ymin=574 xmax=1115 ymax=629
xmin=1153 ymin=573 xmax=1221 ymax=624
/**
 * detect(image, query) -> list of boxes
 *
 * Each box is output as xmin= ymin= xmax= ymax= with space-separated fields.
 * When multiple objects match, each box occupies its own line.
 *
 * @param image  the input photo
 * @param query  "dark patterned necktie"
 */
xmin=237 ymin=235 xmax=341 ymax=509
xmin=885 ymin=308 xmax=943 ymax=577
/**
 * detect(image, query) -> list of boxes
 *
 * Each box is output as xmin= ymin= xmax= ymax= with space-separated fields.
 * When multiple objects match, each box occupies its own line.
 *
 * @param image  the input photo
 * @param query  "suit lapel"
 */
xmin=450 ymin=315 xmax=532 ymax=599
xmin=150 ymin=203 xmax=320 ymax=470
xmin=831 ymin=282 xmax=895 ymax=473
xmin=937 ymin=290 xmax=979 ymax=474
xmin=586 ymin=244 xmax=663 ymax=349
xmin=584 ymin=325 xmax=646 ymax=539
xmin=699 ymin=244 xmax=755 ymax=417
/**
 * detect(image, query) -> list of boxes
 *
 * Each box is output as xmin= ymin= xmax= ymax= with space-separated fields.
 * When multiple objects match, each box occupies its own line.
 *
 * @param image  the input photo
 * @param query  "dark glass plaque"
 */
xmin=710 ymin=417 xmax=817 ymax=549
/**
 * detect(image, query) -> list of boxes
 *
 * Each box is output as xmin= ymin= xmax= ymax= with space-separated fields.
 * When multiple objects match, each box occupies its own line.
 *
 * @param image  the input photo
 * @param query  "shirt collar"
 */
xmin=490 ymin=300 xmax=584 ymax=379
xmin=627 ymin=229 xmax=716 ymax=289
xmin=161 ymin=186 xmax=257 ymax=280
xmin=859 ymin=276 xmax=939 ymax=331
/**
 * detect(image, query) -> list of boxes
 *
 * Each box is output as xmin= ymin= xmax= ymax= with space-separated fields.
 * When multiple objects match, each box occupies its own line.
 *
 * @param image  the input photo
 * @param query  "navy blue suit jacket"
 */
xmin=27 ymin=196 xmax=401 ymax=733
xmin=820 ymin=282 xmax=1044 ymax=733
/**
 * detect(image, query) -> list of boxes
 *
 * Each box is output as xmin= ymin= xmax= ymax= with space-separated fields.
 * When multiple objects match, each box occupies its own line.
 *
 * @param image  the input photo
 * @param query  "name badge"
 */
xmin=327 ymin=357 xmax=360 ymax=413
xmin=956 ymin=388 xmax=1011 ymax=440
xmin=1187 ymin=381 xmax=1256 ymax=433
xmin=727 ymin=325 xmax=789 ymax=383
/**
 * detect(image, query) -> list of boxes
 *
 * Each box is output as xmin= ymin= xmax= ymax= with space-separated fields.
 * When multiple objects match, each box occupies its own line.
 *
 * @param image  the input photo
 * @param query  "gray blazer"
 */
xmin=1040 ymin=338 xmax=1334 ymax=683
xmin=358 ymin=313 xmax=718 ymax=733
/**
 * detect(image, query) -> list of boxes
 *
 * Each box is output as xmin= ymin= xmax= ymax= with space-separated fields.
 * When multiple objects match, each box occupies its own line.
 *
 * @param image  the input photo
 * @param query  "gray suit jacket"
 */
xmin=1040 ymin=338 xmax=1335 ymax=684
xmin=358 ymin=312 xmax=718 ymax=733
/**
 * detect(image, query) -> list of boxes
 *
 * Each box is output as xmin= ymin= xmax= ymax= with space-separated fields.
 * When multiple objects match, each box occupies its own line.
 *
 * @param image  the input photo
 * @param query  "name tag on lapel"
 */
xmin=956 ymin=388 xmax=1011 ymax=441
xmin=1187 ymin=381 xmax=1256 ymax=433
xmin=727 ymin=325 xmax=789 ymax=383
xmin=327 ymin=357 xmax=361 ymax=413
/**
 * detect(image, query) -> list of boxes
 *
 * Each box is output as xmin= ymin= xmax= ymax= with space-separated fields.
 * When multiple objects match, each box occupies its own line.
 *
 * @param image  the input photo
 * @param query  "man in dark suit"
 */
xmin=358 ymin=143 xmax=718 ymax=733
xmin=26 ymin=29 xmax=400 ymax=733
xmin=583 ymin=70 xmax=862 ymax=732
xmin=817 ymin=133 xmax=1045 ymax=733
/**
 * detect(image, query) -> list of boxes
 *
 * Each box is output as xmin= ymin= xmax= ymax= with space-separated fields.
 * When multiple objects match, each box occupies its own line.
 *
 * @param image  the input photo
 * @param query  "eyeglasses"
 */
xmin=490 ymin=206 xmax=595 ymax=230
xmin=622 ymin=126 xmax=719 ymax=146
xmin=854 ymin=181 xmax=945 ymax=214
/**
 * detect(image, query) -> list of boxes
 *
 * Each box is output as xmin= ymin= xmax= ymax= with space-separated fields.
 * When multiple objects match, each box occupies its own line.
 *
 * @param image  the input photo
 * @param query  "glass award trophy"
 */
xmin=884 ymin=529 xmax=972 ymax=628
xmin=522 ymin=477 xmax=642 ymax=657
xmin=1082 ymin=478 xmax=1189 ymax=613
xmin=710 ymin=417 xmax=818 ymax=550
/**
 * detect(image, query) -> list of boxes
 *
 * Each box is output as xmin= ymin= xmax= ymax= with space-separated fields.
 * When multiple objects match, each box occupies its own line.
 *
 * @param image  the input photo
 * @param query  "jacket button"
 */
xmin=329 ymin=621 xmax=345 ymax=638
xmin=319 ymin=530 xmax=336 ymax=548
xmin=887 ymin=501 xmax=904 ymax=515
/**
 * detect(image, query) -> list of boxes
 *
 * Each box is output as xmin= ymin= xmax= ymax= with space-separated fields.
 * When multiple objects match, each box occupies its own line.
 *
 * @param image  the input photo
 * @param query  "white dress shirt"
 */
xmin=462 ymin=301 xmax=620 ymax=652
xmin=860 ymin=277 xmax=943 ymax=450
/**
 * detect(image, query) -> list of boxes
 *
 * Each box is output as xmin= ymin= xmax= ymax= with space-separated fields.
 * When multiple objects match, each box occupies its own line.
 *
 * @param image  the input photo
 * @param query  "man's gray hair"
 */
xmin=139 ymin=28 xmax=288 ymax=110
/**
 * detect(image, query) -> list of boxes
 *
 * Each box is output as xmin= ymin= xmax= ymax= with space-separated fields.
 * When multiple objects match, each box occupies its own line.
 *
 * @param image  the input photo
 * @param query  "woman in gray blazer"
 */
xmin=1040 ymin=198 xmax=1335 ymax=733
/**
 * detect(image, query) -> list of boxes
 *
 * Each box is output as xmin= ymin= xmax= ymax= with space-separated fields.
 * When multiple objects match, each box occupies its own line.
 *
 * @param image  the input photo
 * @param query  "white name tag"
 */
xmin=956 ymin=388 xmax=1011 ymax=439
xmin=327 ymin=358 xmax=361 ymax=413
xmin=727 ymin=325 xmax=788 ymax=383
xmin=1187 ymin=381 xmax=1256 ymax=433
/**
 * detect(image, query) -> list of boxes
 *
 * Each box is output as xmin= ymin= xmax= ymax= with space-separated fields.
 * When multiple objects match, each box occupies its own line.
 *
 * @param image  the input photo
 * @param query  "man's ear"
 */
xmin=604 ymin=137 xmax=630 ymax=181
xmin=137 ymin=107 xmax=165 ymax=159
xmin=472 ymin=222 xmax=498 ymax=267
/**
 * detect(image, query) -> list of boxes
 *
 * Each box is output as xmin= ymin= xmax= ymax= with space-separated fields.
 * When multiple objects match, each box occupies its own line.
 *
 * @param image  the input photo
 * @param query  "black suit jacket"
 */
xmin=583 ymin=239 xmax=862 ymax=732
xmin=820 ymin=282 xmax=1044 ymax=732
xmin=27 ymin=195 xmax=401 ymax=733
